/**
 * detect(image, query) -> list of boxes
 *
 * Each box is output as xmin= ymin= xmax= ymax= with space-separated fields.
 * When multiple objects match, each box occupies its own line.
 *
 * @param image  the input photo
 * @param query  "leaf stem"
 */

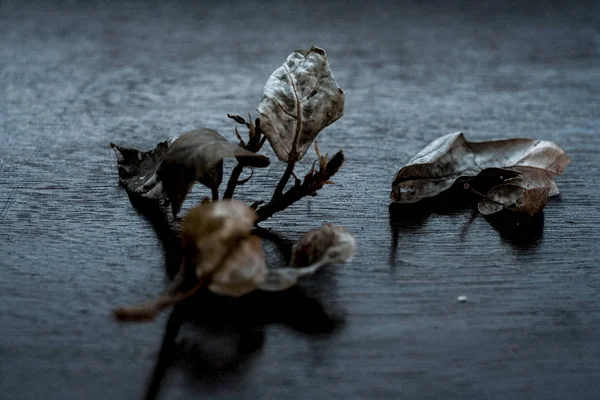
xmin=144 ymin=303 xmax=185 ymax=400
xmin=223 ymin=164 xmax=244 ymax=199
xmin=273 ymin=161 xmax=295 ymax=199
xmin=256 ymin=151 xmax=343 ymax=223
xmin=223 ymin=114 xmax=268 ymax=199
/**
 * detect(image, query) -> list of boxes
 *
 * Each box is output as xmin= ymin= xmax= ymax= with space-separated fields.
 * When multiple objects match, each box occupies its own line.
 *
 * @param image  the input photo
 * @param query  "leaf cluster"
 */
xmin=391 ymin=132 xmax=569 ymax=216
xmin=110 ymin=47 xmax=354 ymax=322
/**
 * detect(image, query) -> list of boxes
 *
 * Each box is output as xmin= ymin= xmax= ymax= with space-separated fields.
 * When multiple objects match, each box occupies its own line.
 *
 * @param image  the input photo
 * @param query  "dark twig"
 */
xmin=227 ymin=113 xmax=250 ymax=128
xmin=144 ymin=303 xmax=186 ymax=400
xmin=256 ymin=147 xmax=344 ymax=223
xmin=272 ymin=161 xmax=295 ymax=199
xmin=223 ymin=164 xmax=245 ymax=199
xmin=237 ymin=169 xmax=254 ymax=185
xmin=224 ymin=114 xmax=267 ymax=199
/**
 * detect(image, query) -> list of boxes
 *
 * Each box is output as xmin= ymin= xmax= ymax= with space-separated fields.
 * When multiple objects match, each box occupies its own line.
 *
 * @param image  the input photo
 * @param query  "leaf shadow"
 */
xmin=145 ymin=287 xmax=341 ymax=400
xmin=124 ymin=191 xmax=183 ymax=279
xmin=389 ymin=185 xmax=475 ymax=266
xmin=484 ymin=210 xmax=545 ymax=249
xmin=389 ymin=183 xmax=545 ymax=266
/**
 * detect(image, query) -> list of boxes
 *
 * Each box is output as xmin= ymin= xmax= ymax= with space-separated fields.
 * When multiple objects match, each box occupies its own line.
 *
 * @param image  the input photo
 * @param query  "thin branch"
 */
xmin=224 ymin=114 xmax=267 ymax=199
xmin=256 ymin=149 xmax=344 ymax=223
xmin=272 ymin=161 xmax=295 ymax=199
xmin=223 ymin=164 xmax=245 ymax=199
xmin=144 ymin=303 xmax=186 ymax=400
xmin=113 ymin=279 xmax=204 ymax=322
xmin=227 ymin=113 xmax=250 ymax=128
xmin=237 ymin=168 xmax=254 ymax=185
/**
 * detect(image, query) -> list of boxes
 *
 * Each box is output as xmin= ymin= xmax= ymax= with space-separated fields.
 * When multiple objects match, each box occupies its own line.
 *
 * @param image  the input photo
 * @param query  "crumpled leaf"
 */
xmin=209 ymin=235 xmax=268 ymax=297
xmin=259 ymin=223 xmax=356 ymax=292
xmin=516 ymin=187 xmax=550 ymax=215
xmin=390 ymin=132 xmax=569 ymax=203
xmin=289 ymin=223 xmax=355 ymax=268
xmin=159 ymin=128 xmax=270 ymax=215
xmin=110 ymin=138 xmax=175 ymax=200
xmin=505 ymin=166 xmax=559 ymax=196
xmin=181 ymin=200 xmax=258 ymax=278
xmin=257 ymin=46 xmax=345 ymax=162
xmin=478 ymin=184 xmax=550 ymax=216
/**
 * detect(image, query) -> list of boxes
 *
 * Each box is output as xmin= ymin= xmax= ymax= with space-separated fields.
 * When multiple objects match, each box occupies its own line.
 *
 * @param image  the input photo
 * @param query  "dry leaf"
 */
xmin=505 ymin=166 xmax=559 ymax=196
xmin=159 ymin=128 xmax=270 ymax=215
xmin=110 ymin=138 xmax=175 ymax=200
xmin=209 ymin=235 xmax=268 ymax=297
xmin=516 ymin=187 xmax=550 ymax=215
xmin=289 ymin=223 xmax=355 ymax=268
xmin=390 ymin=132 xmax=569 ymax=203
xmin=259 ymin=223 xmax=356 ymax=292
xmin=478 ymin=184 xmax=550 ymax=216
xmin=181 ymin=200 xmax=258 ymax=278
xmin=257 ymin=46 xmax=345 ymax=162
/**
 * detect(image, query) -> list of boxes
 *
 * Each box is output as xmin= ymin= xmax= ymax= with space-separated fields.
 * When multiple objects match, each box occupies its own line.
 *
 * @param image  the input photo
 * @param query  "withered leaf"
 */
xmin=259 ymin=223 xmax=355 ymax=292
xmin=110 ymin=138 xmax=174 ymax=200
xmin=257 ymin=46 xmax=345 ymax=162
xmin=507 ymin=166 xmax=560 ymax=196
xmin=517 ymin=187 xmax=550 ymax=215
xmin=158 ymin=128 xmax=270 ymax=215
xmin=181 ymin=200 xmax=258 ymax=279
xmin=478 ymin=184 xmax=550 ymax=216
xmin=208 ymin=235 xmax=268 ymax=297
xmin=391 ymin=132 xmax=569 ymax=203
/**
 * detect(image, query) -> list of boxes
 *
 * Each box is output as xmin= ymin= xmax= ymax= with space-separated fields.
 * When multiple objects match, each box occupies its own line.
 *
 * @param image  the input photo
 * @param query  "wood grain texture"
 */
xmin=1 ymin=1 xmax=599 ymax=399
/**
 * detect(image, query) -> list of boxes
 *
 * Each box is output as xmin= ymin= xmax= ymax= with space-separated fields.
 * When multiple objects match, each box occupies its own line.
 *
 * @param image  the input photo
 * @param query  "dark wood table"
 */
xmin=1 ymin=1 xmax=599 ymax=399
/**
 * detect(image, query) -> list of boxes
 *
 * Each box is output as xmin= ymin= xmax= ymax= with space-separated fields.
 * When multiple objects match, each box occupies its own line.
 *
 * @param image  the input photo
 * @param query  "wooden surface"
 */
xmin=1 ymin=1 xmax=600 ymax=399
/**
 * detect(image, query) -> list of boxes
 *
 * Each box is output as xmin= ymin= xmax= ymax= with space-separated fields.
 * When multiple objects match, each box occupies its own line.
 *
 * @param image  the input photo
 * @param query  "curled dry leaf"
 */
xmin=259 ymin=223 xmax=356 ymax=292
xmin=289 ymin=223 xmax=355 ymax=267
xmin=257 ymin=46 xmax=345 ymax=162
xmin=110 ymin=138 xmax=175 ymax=200
xmin=209 ymin=235 xmax=268 ymax=297
xmin=159 ymin=128 xmax=270 ymax=215
xmin=478 ymin=184 xmax=550 ymax=216
xmin=390 ymin=132 xmax=569 ymax=204
xmin=110 ymin=129 xmax=270 ymax=214
xmin=517 ymin=187 xmax=550 ymax=215
xmin=181 ymin=200 xmax=258 ymax=278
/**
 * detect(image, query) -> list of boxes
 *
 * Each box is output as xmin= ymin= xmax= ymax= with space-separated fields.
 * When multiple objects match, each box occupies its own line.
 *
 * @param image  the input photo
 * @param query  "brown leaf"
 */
xmin=208 ymin=235 xmax=268 ymax=297
xmin=516 ymin=187 xmax=550 ymax=215
xmin=391 ymin=132 xmax=569 ymax=203
xmin=257 ymin=46 xmax=345 ymax=162
xmin=259 ymin=223 xmax=355 ymax=292
xmin=477 ymin=184 xmax=550 ymax=216
xmin=158 ymin=128 xmax=270 ymax=215
xmin=181 ymin=200 xmax=257 ymax=278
